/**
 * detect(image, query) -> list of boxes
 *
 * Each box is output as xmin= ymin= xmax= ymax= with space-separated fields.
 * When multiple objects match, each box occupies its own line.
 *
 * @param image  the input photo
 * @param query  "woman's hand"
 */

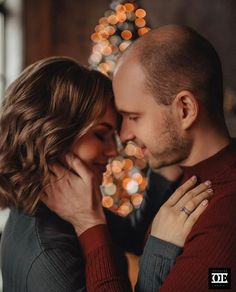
xmin=151 ymin=176 xmax=213 ymax=247
xmin=42 ymin=153 xmax=106 ymax=236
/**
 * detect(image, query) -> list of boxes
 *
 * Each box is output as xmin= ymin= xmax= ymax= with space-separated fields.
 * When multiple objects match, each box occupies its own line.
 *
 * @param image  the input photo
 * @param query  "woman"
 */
xmin=0 ymin=56 xmax=127 ymax=292
xmin=0 ymin=57 xmax=212 ymax=292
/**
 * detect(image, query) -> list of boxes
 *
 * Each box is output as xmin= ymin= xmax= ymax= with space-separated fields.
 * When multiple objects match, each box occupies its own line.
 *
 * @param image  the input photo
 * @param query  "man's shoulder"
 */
xmin=189 ymin=192 xmax=236 ymax=239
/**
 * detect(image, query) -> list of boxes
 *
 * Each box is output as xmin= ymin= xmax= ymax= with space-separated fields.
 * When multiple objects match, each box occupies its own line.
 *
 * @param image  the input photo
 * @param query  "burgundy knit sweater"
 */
xmin=79 ymin=139 xmax=236 ymax=291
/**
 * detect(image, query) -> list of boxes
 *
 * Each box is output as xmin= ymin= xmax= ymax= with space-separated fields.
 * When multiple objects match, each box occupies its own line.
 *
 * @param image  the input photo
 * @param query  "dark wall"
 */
xmin=143 ymin=0 xmax=236 ymax=134
xmin=143 ymin=0 xmax=236 ymax=92
xmin=24 ymin=0 xmax=236 ymax=88
xmin=24 ymin=0 xmax=108 ymax=66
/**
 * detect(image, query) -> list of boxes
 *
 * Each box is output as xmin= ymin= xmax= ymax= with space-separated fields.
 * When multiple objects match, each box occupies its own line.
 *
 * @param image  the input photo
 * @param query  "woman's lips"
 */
xmin=94 ymin=163 xmax=107 ymax=173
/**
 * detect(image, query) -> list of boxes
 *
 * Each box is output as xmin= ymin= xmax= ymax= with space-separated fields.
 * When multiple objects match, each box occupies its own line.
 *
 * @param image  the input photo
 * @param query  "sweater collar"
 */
xmin=180 ymin=138 xmax=236 ymax=183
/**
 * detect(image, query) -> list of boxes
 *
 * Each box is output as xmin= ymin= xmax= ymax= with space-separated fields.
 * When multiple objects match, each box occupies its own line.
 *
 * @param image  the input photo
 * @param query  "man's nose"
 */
xmin=119 ymin=122 xmax=135 ymax=144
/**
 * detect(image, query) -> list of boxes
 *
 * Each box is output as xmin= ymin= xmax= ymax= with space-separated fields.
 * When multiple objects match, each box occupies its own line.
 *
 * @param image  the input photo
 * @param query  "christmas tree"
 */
xmin=89 ymin=1 xmax=151 ymax=215
xmin=89 ymin=0 xmax=151 ymax=77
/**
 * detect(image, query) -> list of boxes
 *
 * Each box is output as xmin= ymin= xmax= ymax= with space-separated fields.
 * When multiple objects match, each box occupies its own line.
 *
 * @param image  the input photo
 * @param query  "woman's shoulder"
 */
xmin=30 ymin=205 xmax=85 ymax=291
xmin=34 ymin=204 xmax=81 ymax=252
xmin=1 ymin=207 xmax=85 ymax=292
xmin=2 ymin=205 xmax=81 ymax=255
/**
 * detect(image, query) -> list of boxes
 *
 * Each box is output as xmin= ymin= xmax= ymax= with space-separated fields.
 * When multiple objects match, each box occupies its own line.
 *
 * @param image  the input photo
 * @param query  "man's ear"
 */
xmin=173 ymin=90 xmax=199 ymax=130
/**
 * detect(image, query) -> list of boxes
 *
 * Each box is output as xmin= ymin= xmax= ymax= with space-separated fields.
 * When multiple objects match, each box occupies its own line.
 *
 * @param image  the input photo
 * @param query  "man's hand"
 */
xmin=41 ymin=153 xmax=106 ymax=236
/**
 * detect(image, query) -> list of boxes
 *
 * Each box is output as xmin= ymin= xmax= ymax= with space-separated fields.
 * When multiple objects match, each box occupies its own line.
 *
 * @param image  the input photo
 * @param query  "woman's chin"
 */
xmin=92 ymin=166 xmax=104 ymax=184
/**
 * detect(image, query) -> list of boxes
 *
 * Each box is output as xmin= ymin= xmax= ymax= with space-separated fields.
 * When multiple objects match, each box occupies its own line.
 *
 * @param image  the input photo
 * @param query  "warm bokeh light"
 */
xmin=102 ymin=196 xmax=114 ymax=208
xmin=117 ymin=202 xmax=132 ymax=217
xmin=90 ymin=32 xmax=99 ymax=42
xmin=95 ymin=24 xmax=104 ymax=32
xmin=99 ymin=17 xmax=109 ymax=25
xmin=125 ymin=142 xmax=137 ymax=156
xmin=89 ymin=52 xmax=102 ymax=64
xmin=126 ymin=11 xmax=136 ymax=21
xmin=131 ymin=193 xmax=143 ymax=207
xmin=98 ymin=31 xmax=109 ymax=41
xmin=121 ymin=29 xmax=132 ymax=40
xmin=138 ymin=27 xmax=151 ymax=36
xmin=115 ymin=4 xmax=126 ymax=13
xmin=101 ymin=139 xmax=148 ymax=216
xmin=104 ymin=9 xmax=115 ymax=17
xmin=124 ymin=3 xmax=135 ymax=12
xmin=123 ymin=158 xmax=134 ymax=170
xmin=135 ymin=158 xmax=147 ymax=170
xmin=89 ymin=2 xmax=151 ymax=215
xmin=119 ymin=41 xmax=131 ymax=51
xmin=108 ymin=14 xmax=119 ymax=25
xmin=135 ymin=8 xmax=146 ymax=18
xmin=132 ymin=173 xmax=143 ymax=185
xmin=135 ymin=18 xmax=146 ymax=28
xmin=89 ymin=1 xmax=151 ymax=79
xmin=102 ymin=46 xmax=112 ymax=56
xmin=110 ymin=35 xmax=122 ymax=45
xmin=105 ymin=25 xmax=116 ymax=35
xmin=116 ymin=12 xmax=127 ymax=22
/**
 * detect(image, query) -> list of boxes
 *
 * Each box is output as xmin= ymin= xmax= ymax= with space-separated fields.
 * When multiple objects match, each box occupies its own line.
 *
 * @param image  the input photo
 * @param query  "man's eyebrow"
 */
xmin=119 ymin=110 xmax=141 ymax=115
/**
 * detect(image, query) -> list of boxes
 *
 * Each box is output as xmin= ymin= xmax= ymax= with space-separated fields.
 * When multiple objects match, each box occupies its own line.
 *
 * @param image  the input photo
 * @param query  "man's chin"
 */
xmin=146 ymin=157 xmax=161 ymax=170
xmin=146 ymin=155 xmax=169 ymax=170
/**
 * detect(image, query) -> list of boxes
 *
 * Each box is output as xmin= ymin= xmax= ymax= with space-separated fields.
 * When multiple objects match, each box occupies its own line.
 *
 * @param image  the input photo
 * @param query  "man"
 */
xmin=44 ymin=25 xmax=236 ymax=291
xmin=112 ymin=24 xmax=236 ymax=291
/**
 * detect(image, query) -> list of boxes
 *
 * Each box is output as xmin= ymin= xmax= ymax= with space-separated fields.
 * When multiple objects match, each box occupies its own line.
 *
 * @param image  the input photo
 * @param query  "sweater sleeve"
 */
xmin=135 ymin=236 xmax=183 ymax=292
xmin=159 ymin=194 xmax=236 ymax=291
xmin=79 ymin=224 xmax=132 ymax=292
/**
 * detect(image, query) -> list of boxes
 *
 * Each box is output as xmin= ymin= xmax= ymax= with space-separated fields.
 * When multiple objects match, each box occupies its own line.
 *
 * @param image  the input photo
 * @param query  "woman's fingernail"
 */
xmin=191 ymin=175 xmax=197 ymax=181
xmin=202 ymin=199 xmax=208 ymax=206
xmin=205 ymin=180 xmax=211 ymax=186
xmin=207 ymin=188 xmax=214 ymax=193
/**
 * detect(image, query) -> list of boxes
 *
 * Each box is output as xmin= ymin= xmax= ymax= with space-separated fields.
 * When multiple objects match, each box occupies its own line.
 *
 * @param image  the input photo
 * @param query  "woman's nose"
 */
xmin=105 ymin=137 xmax=118 ymax=157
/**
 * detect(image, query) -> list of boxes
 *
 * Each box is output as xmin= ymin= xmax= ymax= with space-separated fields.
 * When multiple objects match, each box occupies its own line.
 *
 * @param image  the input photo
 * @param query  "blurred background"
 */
xmin=1 ymin=0 xmax=236 ymax=127
xmin=0 ymin=0 xmax=236 ymax=289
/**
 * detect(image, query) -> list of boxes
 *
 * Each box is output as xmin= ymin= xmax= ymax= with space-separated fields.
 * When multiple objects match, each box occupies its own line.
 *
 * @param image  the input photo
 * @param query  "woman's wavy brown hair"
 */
xmin=0 ymin=56 xmax=114 ymax=214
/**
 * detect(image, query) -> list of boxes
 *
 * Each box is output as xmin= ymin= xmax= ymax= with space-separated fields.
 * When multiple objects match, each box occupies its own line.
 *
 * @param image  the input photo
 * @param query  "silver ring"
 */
xmin=180 ymin=206 xmax=191 ymax=216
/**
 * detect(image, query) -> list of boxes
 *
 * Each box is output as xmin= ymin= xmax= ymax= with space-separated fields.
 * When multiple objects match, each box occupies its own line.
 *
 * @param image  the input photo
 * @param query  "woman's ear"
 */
xmin=173 ymin=90 xmax=199 ymax=130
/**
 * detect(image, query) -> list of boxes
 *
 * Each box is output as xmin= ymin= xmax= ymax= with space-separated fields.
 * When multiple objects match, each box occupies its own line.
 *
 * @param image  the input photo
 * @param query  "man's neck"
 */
xmin=180 ymin=127 xmax=230 ymax=167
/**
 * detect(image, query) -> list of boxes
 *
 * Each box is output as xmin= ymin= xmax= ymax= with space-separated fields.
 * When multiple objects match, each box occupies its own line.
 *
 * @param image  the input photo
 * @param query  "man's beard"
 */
xmin=147 ymin=115 xmax=191 ymax=170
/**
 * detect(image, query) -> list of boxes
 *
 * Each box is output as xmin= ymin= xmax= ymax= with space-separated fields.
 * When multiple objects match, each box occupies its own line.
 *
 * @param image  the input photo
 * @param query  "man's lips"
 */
xmin=141 ymin=147 xmax=147 ymax=155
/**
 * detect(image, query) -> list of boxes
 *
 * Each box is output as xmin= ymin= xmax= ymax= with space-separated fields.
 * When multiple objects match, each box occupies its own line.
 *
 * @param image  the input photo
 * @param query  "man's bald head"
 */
xmin=116 ymin=25 xmax=224 ymax=120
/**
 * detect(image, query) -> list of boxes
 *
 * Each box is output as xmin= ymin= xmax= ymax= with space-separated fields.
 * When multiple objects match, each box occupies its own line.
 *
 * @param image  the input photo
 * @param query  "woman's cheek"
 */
xmin=72 ymin=139 xmax=101 ymax=164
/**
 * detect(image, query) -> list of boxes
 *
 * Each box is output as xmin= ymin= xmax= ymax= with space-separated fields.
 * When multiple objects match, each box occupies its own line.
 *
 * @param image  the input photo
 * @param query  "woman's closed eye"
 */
xmin=95 ymin=132 xmax=105 ymax=141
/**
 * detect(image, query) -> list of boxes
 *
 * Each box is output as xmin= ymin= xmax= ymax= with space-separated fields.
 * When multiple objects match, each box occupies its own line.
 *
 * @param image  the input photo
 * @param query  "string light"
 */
xmin=101 ymin=140 xmax=148 ymax=216
xmin=135 ymin=8 xmax=146 ymax=18
xmin=88 ymin=2 xmax=151 ymax=216
xmin=89 ymin=0 xmax=151 ymax=77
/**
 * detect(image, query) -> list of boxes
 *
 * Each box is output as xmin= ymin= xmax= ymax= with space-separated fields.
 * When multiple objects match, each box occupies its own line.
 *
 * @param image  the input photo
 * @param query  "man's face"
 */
xmin=113 ymin=61 xmax=190 ymax=170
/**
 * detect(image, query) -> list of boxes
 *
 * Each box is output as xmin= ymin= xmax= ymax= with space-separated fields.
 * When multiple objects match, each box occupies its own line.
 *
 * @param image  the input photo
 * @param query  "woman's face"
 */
xmin=71 ymin=104 xmax=118 ymax=179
